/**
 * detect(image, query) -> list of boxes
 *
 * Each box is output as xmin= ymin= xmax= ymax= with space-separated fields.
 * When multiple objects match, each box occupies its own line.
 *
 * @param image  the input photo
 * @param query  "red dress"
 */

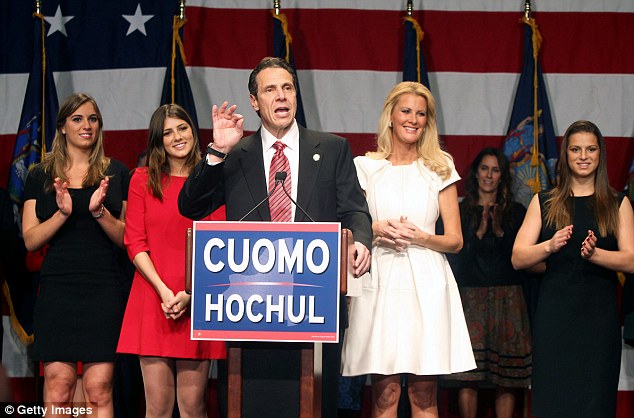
xmin=117 ymin=168 xmax=226 ymax=359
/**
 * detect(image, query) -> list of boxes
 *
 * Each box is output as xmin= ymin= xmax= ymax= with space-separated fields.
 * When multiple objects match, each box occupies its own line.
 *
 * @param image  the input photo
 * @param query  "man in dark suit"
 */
xmin=178 ymin=57 xmax=372 ymax=418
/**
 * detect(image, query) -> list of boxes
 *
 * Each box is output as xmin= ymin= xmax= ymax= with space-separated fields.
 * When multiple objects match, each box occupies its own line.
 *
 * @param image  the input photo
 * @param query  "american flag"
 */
xmin=1 ymin=0 xmax=632 ymax=191
xmin=1 ymin=0 xmax=633 ymax=411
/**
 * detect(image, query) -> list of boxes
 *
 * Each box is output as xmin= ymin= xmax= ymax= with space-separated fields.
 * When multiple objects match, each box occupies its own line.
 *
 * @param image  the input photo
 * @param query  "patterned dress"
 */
xmin=445 ymin=201 xmax=532 ymax=387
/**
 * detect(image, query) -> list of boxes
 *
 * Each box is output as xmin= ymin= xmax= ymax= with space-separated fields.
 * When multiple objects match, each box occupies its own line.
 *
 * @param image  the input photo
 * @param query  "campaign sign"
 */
xmin=191 ymin=222 xmax=341 ymax=343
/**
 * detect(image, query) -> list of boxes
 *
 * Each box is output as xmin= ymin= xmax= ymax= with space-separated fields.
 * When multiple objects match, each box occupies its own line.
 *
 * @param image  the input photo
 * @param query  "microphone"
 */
xmin=277 ymin=172 xmax=316 ymax=222
xmin=238 ymin=172 xmax=286 ymax=222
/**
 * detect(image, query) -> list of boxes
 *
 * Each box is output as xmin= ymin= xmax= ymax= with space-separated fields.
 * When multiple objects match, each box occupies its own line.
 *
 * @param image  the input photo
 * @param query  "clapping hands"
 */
xmin=477 ymin=203 xmax=504 ymax=239
xmin=89 ymin=177 xmax=109 ymax=216
xmin=53 ymin=177 xmax=72 ymax=217
xmin=580 ymin=230 xmax=597 ymax=259
xmin=546 ymin=225 xmax=573 ymax=254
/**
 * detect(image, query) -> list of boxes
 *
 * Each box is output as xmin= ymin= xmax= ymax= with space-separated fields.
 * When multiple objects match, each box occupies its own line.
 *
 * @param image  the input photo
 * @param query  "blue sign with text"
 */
xmin=191 ymin=222 xmax=341 ymax=343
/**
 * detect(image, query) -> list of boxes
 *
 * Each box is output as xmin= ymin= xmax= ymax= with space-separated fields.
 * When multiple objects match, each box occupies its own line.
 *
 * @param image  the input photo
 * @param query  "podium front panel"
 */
xmin=191 ymin=221 xmax=341 ymax=343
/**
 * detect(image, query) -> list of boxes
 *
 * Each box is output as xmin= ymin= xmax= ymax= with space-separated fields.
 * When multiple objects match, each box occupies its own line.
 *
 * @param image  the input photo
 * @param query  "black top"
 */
xmin=531 ymin=192 xmax=622 ymax=418
xmin=23 ymin=160 xmax=130 ymax=362
xmin=447 ymin=201 xmax=526 ymax=287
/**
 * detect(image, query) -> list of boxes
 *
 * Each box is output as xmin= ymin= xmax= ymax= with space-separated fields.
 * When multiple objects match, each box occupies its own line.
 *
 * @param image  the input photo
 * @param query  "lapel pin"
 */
xmin=313 ymin=154 xmax=320 ymax=161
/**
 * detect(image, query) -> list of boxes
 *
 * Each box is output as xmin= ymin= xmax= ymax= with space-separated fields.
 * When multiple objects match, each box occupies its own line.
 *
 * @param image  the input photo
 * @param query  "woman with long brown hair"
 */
xmin=117 ymin=104 xmax=226 ymax=418
xmin=512 ymin=120 xmax=634 ymax=418
xmin=22 ymin=93 xmax=129 ymax=417
xmin=445 ymin=147 xmax=532 ymax=418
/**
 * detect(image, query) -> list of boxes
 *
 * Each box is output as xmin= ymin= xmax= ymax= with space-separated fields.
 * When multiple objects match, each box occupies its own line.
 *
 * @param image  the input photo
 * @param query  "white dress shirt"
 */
xmin=207 ymin=120 xmax=301 ymax=220
xmin=261 ymin=121 xmax=300 ymax=220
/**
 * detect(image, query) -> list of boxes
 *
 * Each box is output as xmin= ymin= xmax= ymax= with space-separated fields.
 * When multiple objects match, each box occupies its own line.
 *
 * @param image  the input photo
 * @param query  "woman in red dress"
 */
xmin=117 ymin=104 xmax=226 ymax=418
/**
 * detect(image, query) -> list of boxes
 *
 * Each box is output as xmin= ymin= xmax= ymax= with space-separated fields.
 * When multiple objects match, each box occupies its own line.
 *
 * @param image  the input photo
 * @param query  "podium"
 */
xmin=186 ymin=225 xmax=356 ymax=418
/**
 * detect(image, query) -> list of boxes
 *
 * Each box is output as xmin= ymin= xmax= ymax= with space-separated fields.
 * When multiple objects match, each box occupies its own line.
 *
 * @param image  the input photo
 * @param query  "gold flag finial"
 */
xmin=524 ymin=0 xmax=532 ymax=20
xmin=35 ymin=0 xmax=41 ymax=14
xmin=407 ymin=0 xmax=413 ymax=17
xmin=179 ymin=0 xmax=186 ymax=20
xmin=274 ymin=0 xmax=281 ymax=16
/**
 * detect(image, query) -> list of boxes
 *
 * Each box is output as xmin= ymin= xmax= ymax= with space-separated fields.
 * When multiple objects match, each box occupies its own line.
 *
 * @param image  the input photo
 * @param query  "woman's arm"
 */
xmin=411 ymin=184 xmax=463 ymax=254
xmin=93 ymin=201 xmax=126 ymax=248
xmin=511 ymin=194 xmax=572 ymax=270
xmin=132 ymin=251 xmax=173 ymax=301
xmin=22 ymin=199 xmax=69 ymax=252
xmin=132 ymin=251 xmax=191 ymax=320
xmin=90 ymin=177 xmax=126 ymax=247
xmin=22 ymin=177 xmax=72 ymax=252
xmin=583 ymin=197 xmax=634 ymax=273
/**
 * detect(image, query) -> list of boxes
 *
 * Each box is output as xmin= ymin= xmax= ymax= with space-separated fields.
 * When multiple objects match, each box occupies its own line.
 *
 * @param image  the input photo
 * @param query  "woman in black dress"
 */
xmin=22 ymin=93 xmax=128 ymax=417
xmin=512 ymin=120 xmax=634 ymax=418
xmin=445 ymin=148 xmax=532 ymax=418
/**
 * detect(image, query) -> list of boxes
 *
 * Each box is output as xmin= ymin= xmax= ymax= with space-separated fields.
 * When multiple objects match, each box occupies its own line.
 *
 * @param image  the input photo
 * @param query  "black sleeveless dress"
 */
xmin=531 ymin=193 xmax=622 ymax=418
xmin=24 ymin=161 xmax=129 ymax=362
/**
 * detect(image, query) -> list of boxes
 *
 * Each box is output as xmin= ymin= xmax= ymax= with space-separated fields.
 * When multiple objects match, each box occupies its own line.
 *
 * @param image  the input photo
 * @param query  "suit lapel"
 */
xmin=237 ymin=131 xmax=270 ymax=221
xmin=296 ymin=127 xmax=321 ymax=221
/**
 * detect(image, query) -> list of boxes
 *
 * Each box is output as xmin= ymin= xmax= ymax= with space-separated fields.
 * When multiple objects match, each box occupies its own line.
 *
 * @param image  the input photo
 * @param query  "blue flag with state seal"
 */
xmin=160 ymin=10 xmax=199 ymax=131
xmin=272 ymin=9 xmax=307 ymax=128
xmin=403 ymin=14 xmax=431 ymax=90
xmin=503 ymin=17 xmax=558 ymax=207
xmin=8 ymin=12 xmax=59 ymax=206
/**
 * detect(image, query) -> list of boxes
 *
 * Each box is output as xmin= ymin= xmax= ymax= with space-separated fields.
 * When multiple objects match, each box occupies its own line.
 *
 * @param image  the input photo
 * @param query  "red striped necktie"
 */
xmin=268 ymin=141 xmax=292 ymax=222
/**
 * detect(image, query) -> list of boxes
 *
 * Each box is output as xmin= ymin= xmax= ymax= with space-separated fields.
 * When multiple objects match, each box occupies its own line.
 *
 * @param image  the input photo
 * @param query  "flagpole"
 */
xmin=272 ymin=1 xmax=291 ymax=63
xmin=523 ymin=0 xmax=543 ymax=192
xmin=170 ymin=1 xmax=189 ymax=104
xmin=34 ymin=0 xmax=45 ymax=401
xmin=403 ymin=1 xmax=425 ymax=84
xmin=271 ymin=0 xmax=306 ymax=126
xmin=36 ymin=0 xmax=48 ymax=156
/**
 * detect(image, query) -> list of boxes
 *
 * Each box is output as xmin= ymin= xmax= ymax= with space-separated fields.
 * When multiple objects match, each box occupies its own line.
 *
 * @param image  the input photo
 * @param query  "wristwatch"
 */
xmin=207 ymin=143 xmax=227 ymax=161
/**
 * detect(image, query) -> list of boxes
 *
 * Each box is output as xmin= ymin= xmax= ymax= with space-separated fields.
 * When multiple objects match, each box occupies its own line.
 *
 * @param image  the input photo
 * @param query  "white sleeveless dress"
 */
xmin=341 ymin=156 xmax=476 ymax=376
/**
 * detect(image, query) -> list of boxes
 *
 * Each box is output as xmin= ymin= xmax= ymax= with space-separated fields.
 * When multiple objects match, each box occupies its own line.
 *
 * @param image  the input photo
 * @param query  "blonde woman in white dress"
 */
xmin=342 ymin=82 xmax=475 ymax=418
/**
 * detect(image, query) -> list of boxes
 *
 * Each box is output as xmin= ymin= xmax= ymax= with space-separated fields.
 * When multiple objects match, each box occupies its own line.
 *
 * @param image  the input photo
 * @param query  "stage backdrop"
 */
xmin=0 ymin=0 xmax=633 ymax=414
xmin=1 ymin=0 xmax=633 ymax=192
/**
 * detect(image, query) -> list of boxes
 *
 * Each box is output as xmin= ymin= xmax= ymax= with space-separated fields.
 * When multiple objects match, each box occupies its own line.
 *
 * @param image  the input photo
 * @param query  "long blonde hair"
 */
xmin=368 ymin=82 xmax=453 ymax=180
xmin=38 ymin=93 xmax=110 ymax=188
xmin=543 ymin=120 xmax=619 ymax=236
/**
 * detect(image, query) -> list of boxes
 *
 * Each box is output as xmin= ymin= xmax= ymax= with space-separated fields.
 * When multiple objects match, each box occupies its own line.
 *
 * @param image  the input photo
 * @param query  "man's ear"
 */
xmin=249 ymin=94 xmax=259 ymax=112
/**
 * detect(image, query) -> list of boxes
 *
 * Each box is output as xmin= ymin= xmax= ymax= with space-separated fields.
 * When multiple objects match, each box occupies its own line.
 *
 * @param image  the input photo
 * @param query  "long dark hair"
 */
xmin=461 ymin=147 xmax=514 ymax=229
xmin=145 ymin=104 xmax=201 ymax=199
xmin=543 ymin=120 xmax=618 ymax=236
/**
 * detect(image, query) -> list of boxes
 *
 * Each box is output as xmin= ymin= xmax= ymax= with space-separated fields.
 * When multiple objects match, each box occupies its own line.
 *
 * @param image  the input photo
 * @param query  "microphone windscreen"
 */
xmin=275 ymin=171 xmax=288 ymax=181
